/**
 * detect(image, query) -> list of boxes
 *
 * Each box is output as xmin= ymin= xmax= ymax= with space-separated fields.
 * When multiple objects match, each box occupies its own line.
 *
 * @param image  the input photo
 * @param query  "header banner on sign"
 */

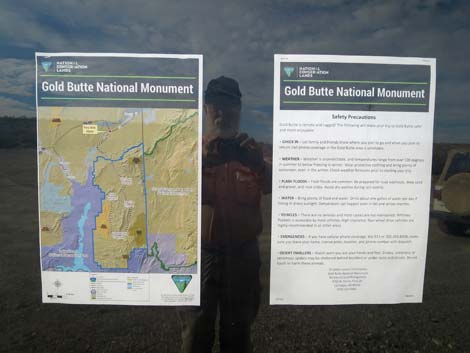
xmin=280 ymin=61 xmax=431 ymax=112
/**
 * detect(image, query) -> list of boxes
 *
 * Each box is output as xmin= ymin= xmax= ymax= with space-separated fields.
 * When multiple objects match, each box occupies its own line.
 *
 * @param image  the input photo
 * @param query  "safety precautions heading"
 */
xmin=271 ymin=55 xmax=436 ymax=304
xmin=37 ymin=53 xmax=202 ymax=305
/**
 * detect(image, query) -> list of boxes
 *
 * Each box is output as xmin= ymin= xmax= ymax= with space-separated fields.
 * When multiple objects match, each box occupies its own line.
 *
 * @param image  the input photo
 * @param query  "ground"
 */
xmin=1 ymin=149 xmax=469 ymax=353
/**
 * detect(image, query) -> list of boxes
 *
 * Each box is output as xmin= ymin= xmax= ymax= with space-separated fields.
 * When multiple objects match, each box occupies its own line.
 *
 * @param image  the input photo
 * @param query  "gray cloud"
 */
xmin=0 ymin=59 xmax=34 ymax=96
xmin=0 ymin=0 xmax=469 ymax=142
xmin=0 ymin=96 xmax=34 ymax=116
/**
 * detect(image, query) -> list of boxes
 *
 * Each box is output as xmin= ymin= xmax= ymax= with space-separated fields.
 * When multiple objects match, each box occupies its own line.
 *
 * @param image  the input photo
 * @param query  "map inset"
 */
xmin=38 ymin=107 xmax=198 ymax=273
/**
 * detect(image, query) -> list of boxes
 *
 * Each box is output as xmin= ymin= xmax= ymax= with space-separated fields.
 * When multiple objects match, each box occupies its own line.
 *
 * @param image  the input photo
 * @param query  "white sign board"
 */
xmin=37 ymin=53 xmax=202 ymax=305
xmin=271 ymin=55 xmax=436 ymax=305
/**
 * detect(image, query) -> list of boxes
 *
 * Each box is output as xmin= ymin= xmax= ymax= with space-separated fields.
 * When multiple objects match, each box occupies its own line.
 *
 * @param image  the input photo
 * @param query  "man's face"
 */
xmin=203 ymin=103 xmax=240 ymax=139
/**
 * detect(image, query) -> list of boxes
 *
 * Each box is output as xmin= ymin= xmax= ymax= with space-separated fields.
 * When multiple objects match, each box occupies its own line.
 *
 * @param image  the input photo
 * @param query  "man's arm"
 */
xmin=260 ymin=159 xmax=272 ymax=194
xmin=236 ymin=133 xmax=272 ymax=194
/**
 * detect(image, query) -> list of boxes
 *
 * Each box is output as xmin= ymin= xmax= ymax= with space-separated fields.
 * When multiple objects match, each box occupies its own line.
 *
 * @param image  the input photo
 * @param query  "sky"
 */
xmin=0 ymin=0 xmax=469 ymax=143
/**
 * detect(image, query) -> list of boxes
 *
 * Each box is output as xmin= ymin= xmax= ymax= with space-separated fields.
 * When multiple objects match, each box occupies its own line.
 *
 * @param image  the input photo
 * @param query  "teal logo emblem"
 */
xmin=283 ymin=66 xmax=295 ymax=77
xmin=41 ymin=61 xmax=52 ymax=72
xmin=172 ymin=275 xmax=192 ymax=293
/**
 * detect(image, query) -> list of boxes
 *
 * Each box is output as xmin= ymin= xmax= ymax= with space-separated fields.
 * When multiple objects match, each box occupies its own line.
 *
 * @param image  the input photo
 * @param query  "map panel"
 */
xmin=38 ymin=107 xmax=198 ymax=274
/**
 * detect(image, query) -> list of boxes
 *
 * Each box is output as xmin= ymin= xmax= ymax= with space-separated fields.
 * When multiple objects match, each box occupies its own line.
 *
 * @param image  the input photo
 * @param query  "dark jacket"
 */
xmin=202 ymin=153 xmax=271 ymax=246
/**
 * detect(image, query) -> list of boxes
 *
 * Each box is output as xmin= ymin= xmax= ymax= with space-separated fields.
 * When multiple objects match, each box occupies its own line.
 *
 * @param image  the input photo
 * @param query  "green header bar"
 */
xmin=41 ymin=97 xmax=196 ymax=102
xmin=283 ymin=101 xmax=427 ymax=106
xmin=283 ymin=79 xmax=428 ymax=85
xmin=39 ymin=74 xmax=197 ymax=79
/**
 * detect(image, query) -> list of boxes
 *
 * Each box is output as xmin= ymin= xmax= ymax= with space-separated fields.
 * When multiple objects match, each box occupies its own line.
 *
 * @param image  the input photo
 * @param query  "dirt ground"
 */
xmin=1 ymin=149 xmax=469 ymax=353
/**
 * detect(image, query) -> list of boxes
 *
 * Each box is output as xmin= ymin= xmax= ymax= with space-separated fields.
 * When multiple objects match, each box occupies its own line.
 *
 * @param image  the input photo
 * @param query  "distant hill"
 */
xmin=0 ymin=117 xmax=36 ymax=148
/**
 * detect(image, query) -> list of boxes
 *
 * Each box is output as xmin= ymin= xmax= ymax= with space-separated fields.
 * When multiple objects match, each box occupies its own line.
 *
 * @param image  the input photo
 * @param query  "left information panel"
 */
xmin=36 ymin=53 xmax=202 ymax=305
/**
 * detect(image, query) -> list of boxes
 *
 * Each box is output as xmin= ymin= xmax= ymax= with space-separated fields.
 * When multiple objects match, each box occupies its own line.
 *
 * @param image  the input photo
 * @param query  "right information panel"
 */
xmin=270 ymin=55 xmax=436 ymax=305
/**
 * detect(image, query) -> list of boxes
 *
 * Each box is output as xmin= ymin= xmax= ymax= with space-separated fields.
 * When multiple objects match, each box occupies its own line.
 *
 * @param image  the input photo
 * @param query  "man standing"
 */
xmin=178 ymin=76 xmax=271 ymax=353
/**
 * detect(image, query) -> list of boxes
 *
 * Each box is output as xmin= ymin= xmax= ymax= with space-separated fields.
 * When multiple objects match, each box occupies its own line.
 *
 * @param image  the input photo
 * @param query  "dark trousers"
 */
xmin=178 ymin=241 xmax=261 ymax=353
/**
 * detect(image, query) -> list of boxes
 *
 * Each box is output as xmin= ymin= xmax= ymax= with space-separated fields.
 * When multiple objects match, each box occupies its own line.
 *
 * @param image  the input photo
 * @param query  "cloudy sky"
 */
xmin=0 ymin=0 xmax=469 ymax=142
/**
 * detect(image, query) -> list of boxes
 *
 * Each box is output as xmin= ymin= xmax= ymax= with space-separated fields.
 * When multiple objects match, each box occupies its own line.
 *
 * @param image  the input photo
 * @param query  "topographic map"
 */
xmin=38 ymin=107 xmax=198 ymax=274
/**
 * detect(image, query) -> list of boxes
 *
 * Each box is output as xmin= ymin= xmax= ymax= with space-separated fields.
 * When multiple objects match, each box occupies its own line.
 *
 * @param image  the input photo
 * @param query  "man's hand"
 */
xmin=202 ymin=137 xmax=226 ymax=167
xmin=235 ymin=133 xmax=264 ymax=172
xmin=202 ymin=133 xmax=265 ymax=172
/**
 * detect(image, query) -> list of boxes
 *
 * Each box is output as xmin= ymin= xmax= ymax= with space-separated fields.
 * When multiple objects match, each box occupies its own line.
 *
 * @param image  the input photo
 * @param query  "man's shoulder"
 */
xmin=203 ymin=160 xmax=256 ymax=175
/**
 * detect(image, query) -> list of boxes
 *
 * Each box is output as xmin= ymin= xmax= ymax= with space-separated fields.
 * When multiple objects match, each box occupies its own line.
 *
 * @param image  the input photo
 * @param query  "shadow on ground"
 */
xmin=1 ymin=149 xmax=469 ymax=353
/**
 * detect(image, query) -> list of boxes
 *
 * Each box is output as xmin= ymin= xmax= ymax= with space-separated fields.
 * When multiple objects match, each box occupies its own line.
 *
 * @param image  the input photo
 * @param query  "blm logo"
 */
xmin=283 ymin=66 xmax=295 ymax=78
xmin=172 ymin=275 xmax=192 ymax=293
xmin=41 ymin=61 xmax=53 ymax=72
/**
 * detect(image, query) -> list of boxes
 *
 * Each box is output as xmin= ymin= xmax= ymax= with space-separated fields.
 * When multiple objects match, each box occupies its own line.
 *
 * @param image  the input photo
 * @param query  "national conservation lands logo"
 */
xmin=172 ymin=275 xmax=192 ymax=293
xmin=41 ymin=61 xmax=53 ymax=72
xmin=283 ymin=66 xmax=295 ymax=77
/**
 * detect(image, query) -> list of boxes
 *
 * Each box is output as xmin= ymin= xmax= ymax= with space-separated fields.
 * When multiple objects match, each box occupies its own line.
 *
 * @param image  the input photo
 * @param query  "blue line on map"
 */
xmin=95 ymin=143 xmax=143 ymax=163
xmin=89 ymin=142 xmax=144 ymax=272
xmin=141 ymin=144 xmax=150 ymax=254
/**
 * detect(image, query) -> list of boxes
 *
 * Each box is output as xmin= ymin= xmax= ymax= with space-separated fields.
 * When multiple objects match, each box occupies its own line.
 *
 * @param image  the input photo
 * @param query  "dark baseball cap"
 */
xmin=204 ymin=76 xmax=242 ymax=105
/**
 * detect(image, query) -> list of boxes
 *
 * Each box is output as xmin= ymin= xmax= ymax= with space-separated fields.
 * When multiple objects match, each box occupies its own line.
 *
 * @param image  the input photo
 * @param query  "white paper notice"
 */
xmin=270 ymin=55 xmax=436 ymax=305
xmin=37 ymin=53 xmax=202 ymax=305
